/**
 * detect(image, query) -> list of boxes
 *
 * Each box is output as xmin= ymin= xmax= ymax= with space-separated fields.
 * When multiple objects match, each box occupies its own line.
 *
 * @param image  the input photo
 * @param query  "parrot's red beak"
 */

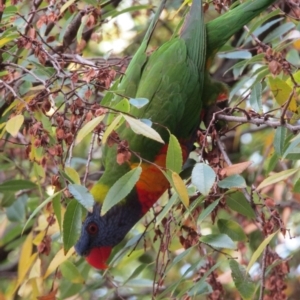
xmin=86 ymin=247 xmax=112 ymax=270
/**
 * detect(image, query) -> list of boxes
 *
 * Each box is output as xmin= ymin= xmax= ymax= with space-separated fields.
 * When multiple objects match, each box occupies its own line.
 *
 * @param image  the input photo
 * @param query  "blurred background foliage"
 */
xmin=0 ymin=0 xmax=300 ymax=299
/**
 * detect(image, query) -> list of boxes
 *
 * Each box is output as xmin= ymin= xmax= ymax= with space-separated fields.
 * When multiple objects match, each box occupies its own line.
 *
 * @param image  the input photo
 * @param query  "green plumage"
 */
xmin=93 ymin=0 xmax=206 ymax=201
xmin=93 ymin=0 xmax=277 ymax=202
xmin=76 ymin=0 xmax=279 ymax=270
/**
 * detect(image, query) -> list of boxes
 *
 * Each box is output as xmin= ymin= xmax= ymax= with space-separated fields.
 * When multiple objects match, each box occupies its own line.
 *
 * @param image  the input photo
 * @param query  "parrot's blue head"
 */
xmin=75 ymin=200 xmax=141 ymax=269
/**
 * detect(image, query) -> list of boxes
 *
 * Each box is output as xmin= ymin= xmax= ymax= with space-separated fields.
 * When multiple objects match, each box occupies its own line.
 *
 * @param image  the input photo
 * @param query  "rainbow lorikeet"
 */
xmin=75 ymin=0 xmax=277 ymax=269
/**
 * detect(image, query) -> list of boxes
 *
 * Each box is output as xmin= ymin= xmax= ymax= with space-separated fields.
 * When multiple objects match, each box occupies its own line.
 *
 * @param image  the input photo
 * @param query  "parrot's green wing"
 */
xmin=94 ymin=0 xmax=206 ymax=199
xmin=127 ymin=0 xmax=206 ymax=154
xmin=116 ymin=0 xmax=167 ymax=99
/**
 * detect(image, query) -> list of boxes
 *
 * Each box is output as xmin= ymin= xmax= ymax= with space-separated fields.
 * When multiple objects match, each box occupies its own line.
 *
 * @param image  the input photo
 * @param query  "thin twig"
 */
xmin=216 ymin=136 xmax=232 ymax=166
xmin=216 ymin=114 xmax=300 ymax=133
xmin=83 ymin=132 xmax=96 ymax=186
xmin=0 ymin=79 xmax=27 ymax=106
xmin=259 ymin=246 xmax=268 ymax=300
xmin=5 ymin=62 xmax=46 ymax=85
xmin=280 ymin=88 xmax=295 ymax=124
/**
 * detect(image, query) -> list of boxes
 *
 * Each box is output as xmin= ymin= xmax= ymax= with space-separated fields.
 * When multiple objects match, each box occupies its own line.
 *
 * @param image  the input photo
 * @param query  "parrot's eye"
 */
xmin=87 ymin=222 xmax=98 ymax=235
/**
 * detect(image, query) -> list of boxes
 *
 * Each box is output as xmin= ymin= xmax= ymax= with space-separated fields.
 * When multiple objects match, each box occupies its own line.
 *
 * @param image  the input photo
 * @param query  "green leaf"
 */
xmin=197 ymin=199 xmax=220 ymax=224
xmin=186 ymin=262 xmax=221 ymax=296
xmin=129 ymin=97 xmax=149 ymax=108
xmin=293 ymin=178 xmax=300 ymax=193
xmin=257 ymin=168 xmax=299 ymax=191
xmin=217 ymin=219 xmax=247 ymax=242
xmin=63 ymin=200 xmax=82 ymax=254
xmin=274 ymin=127 xmax=287 ymax=157
xmin=286 ymin=48 xmax=300 ymax=66
xmin=60 ymin=261 xmax=85 ymax=284
xmin=52 ymin=193 xmax=62 ymax=231
xmin=268 ymin=77 xmax=298 ymax=113
xmin=83 ymin=0 xmax=98 ymax=5
xmin=282 ymin=133 xmax=300 ymax=159
xmin=249 ymin=67 xmax=269 ymax=90
xmin=100 ymin=79 xmax=119 ymax=105
xmin=286 ymin=69 xmax=300 ymax=89
xmin=226 ymin=192 xmax=255 ymax=219
xmin=60 ymin=170 xmax=75 ymax=184
xmin=263 ymin=22 xmax=295 ymax=43
xmin=60 ymin=0 xmax=76 ymax=15
xmin=109 ymin=96 xmax=130 ymax=113
xmin=76 ymin=14 xmax=88 ymax=43
xmin=19 ymin=81 xmax=32 ymax=96
xmin=124 ymin=264 xmax=148 ymax=284
xmin=171 ymin=172 xmax=189 ymax=208
xmin=102 ymin=167 xmax=142 ymax=215
xmin=65 ymin=167 xmax=81 ymax=185
xmin=0 ymin=33 xmax=19 ymax=47
xmin=33 ymin=162 xmax=45 ymax=180
xmin=75 ymin=115 xmax=105 ymax=144
xmin=230 ymin=260 xmax=256 ymax=300
xmin=0 ymin=192 xmax=15 ymax=207
xmin=218 ymin=50 xmax=252 ymax=60
xmin=0 ymin=71 xmax=9 ymax=77
xmin=6 ymin=194 xmax=27 ymax=222
xmin=102 ymin=114 xmax=123 ymax=144
xmin=68 ymin=184 xmax=94 ymax=210
xmin=1 ymin=44 xmax=15 ymax=63
xmin=191 ymin=163 xmax=216 ymax=196
xmin=200 ymin=233 xmax=235 ymax=249
xmin=103 ymin=4 xmax=150 ymax=19
xmin=0 ymin=179 xmax=37 ymax=192
xmin=0 ymin=223 xmax=23 ymax=245
xmin=246 ymin=230 xmax=279 ymax=273
xmin=266 ymin=151 xmax=279 ymax=174
xmin=188 ymin=281 xmax=212 ymax=296
xmin=5 ymin=115 xmax=24 ymax=137
xmin=247 ymin=9 xmax=281 ymax=39
xmin=244 ymin=18 xmax=284 ymax=44
xmin=123 ymin=115 xmax=164 ymax=144
xmin=285 ymin=148 xmax=300 ymax=160
xmin=227 ymin=54 xmax=264 ymax=77
xmin=22 ymin=190 xmax=63 ymax=234
xmin=166 ymin=134 xmax=183 ymax=174
xmin=184 ymin=195 xmax=204 ymax=219
xmin=140 ymin=119 xmax=152 ymax=127
xmin=218 ymin=175 xmax=247 ymax=189
xmin=155 ymin=193 xmax=178 ymax=226
xmin=167 ymin=247 xmax=195 ymax=271
xmin=249 ymin=82 xmax=262 ymax=113
xmin=3 ymin=5 xmax=18 ymax=17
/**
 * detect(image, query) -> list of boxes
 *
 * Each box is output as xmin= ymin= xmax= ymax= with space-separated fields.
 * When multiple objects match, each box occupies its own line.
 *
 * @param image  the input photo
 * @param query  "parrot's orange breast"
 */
xmin=132 ymin=143 xmax=188 ymax=214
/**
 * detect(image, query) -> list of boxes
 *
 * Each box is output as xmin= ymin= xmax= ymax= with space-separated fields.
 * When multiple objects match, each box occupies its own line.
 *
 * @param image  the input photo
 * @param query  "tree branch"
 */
xmin=216 ymin=114 xmax=300 ymax=133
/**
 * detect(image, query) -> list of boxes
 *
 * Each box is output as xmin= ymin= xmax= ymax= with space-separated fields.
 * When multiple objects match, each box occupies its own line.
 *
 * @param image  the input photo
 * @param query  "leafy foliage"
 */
xmin=0 ymin=0 xmax=299 ymax=299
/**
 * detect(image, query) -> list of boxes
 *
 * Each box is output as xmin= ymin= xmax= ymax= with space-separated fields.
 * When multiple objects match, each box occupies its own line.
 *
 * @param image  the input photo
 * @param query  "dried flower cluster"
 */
xmin=260 ymin=47 xmax=292 ymax=76
xmin=263 ymin=251 xmax=289 ymax=300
